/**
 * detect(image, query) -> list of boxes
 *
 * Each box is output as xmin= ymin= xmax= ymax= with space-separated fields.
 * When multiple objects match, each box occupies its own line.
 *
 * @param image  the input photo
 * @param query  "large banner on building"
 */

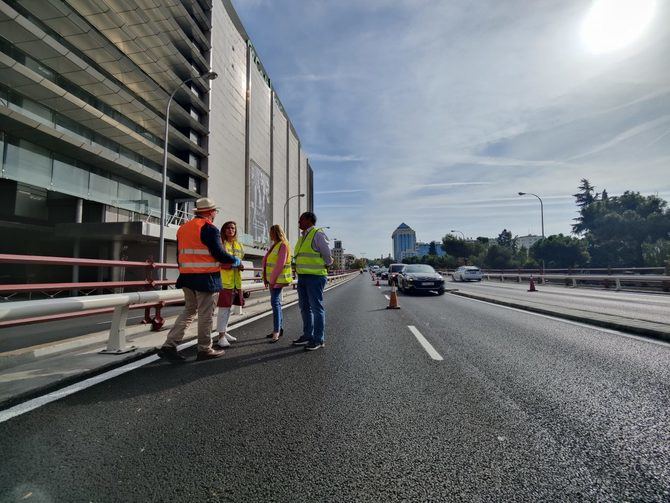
xmin=249 ymin=160 xmax=271 ymax=245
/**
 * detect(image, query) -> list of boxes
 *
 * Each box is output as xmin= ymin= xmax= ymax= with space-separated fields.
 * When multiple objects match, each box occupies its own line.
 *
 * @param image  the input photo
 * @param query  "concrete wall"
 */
xmin=287 ymin=127 xmax=300 ymax=244
xmin=272 ymin=98 xmax=288 ymax=231
xmin=209 ymin=3 xmax=247 ymax=228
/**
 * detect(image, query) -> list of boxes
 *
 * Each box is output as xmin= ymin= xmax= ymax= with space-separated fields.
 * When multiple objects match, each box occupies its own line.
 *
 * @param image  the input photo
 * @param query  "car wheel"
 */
xmin=437 ymin=288 xmax=445 ymax=295
xmin=243 ymin=291 xmax=251 ymax=299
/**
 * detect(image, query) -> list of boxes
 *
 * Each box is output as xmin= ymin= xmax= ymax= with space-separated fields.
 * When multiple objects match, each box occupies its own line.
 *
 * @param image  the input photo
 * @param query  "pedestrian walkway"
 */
xmin=0 ymin=288 xmax=302 ymax=408
xmin=449 ymin=281 xmax=670 ymax=342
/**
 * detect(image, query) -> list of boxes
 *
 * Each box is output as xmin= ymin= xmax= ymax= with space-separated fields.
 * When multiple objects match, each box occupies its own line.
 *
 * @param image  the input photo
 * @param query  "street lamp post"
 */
xmin=283 ymin=193 xmax=305 ymax=232
xmin=158 ymin=70 xmax=218 ymax=273
xmin=450 ymin=229 xmax=465 ymax=240
xmin=518 ymin=192 xmax=545 ymax=238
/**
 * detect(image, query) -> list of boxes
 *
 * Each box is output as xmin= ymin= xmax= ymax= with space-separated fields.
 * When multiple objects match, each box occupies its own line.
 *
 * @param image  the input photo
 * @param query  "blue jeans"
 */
xmin=270 ymin=287 xmax=283 ymax=333
xmin=297 ymin=274 xmax=327 ymax=344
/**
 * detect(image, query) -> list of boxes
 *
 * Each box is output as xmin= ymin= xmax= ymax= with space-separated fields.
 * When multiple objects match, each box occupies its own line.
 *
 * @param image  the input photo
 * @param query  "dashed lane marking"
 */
xmin=384 ymin=295 xmax=390 ymax=300
xmin=407 ymin=325 xmax=443 ymax=361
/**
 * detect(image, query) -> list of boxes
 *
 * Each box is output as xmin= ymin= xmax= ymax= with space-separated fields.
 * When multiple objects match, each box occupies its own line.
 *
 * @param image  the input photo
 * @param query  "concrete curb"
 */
xmin=450 ymin=290 xmax=670 ymax=343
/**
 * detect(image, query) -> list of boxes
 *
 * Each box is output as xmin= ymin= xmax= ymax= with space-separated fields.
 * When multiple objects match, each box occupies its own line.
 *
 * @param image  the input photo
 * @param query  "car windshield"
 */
xmin=405 ymin=265 xmax=436 ymax=274
xmin=389 ymin=265 xmax=404 ymax=272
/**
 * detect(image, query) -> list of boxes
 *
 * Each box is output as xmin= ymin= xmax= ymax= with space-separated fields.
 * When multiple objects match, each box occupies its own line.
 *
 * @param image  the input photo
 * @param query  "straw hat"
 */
xmin=194 ymin=197 xmax=218 ymax=213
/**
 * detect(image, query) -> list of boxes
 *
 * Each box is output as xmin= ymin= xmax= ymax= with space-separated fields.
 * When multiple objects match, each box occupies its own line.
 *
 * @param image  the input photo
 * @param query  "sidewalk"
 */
xmin=450 ymin=288 xmax=670 ymax=343
xmin=0 ymin=287 xmax=303 ymax=409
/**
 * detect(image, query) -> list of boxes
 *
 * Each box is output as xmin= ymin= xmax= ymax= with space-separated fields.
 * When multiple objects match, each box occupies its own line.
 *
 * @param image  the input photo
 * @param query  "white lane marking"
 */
xmin=0 ymin=276 xmax=357 ymax=423
xmin=454 ymin=295 xmax=670 ymax=349
xmin=384 ymin=295 xmax=390 ymax=300
xmin=407 ymin=325 xmax=443 ymax=361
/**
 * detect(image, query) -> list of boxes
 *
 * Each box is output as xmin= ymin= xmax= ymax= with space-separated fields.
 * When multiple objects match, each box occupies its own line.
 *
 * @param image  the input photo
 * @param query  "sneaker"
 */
xmin=304 ymin=342 xmax=325 ymax=351
xmin=224 ymin=333 xmax=237 ymax=342
xmin=217 ymin=337 xmax=231 ymax=348
xmin=196 ymin=348 xmax=225 ymax=361
xmin=157 ymin=347 xmax=186 ymax=363
xmin=292 ymin=336 xmax=310 ymax=346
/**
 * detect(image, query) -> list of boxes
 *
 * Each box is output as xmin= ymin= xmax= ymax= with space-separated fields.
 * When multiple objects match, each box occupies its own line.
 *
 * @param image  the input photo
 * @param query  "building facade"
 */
xmin=332 ymin=239 xmax=344 ymax=270
xmin=415 ymin=241 xmax=446 ymax=257
xmin=515 ymin=234 xmax=543 ymax=251
xmin=0 ymin=0 xmax=313 ymax=283
xmin=392 ymin=223 xmax=416 ymax=261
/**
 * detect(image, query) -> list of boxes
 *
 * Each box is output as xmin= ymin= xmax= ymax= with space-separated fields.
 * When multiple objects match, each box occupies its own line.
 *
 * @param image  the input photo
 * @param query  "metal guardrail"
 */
xmin=0 ymin=272 xmax=359 ymax=354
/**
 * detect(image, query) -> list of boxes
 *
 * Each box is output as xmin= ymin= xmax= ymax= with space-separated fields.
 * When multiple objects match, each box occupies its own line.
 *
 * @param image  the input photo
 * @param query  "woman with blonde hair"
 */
xmin=262 ymin=224 xmax=293 ymax=342
xmin=216 ymin=220 xmax=244 ymax=348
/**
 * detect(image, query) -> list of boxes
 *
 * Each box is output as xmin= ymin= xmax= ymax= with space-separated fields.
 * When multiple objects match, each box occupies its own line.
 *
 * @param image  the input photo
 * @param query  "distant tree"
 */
xmin=530 ymin=234 xmax=589 ymax=269
xmin=428 ymin=241 xmax=437 ymax=255
xmin=482 ymin=244 xmax=514 ymax=269
xmin=572 ymin=179 xmax=600 ymax=234
xmin=577 ymin=190 xmax=670 ymax=266
xmin=441 ymin=235 xmax=471 ymax=258
xmin=496 ymin=229 xmax=514 ymax=249
xmin=641 ymin=239 xmax=670 ymax=267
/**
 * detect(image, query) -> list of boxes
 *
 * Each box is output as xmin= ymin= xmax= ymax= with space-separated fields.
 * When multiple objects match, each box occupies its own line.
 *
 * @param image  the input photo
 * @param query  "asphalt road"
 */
xmin=452 ymin=279 xmax=670 ymax=325
xmin=1 ymin=276 xmax=669 ymax=502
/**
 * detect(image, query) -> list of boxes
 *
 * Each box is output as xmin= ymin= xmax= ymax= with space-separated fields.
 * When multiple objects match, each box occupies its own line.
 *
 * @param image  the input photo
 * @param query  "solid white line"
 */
xmin=0 ymin=275 xmax=357 ymax=423
xmin=407 ymin=325 xmax=443 ymax=361
xmin=455 ymin=295 xmax=670 ymax=349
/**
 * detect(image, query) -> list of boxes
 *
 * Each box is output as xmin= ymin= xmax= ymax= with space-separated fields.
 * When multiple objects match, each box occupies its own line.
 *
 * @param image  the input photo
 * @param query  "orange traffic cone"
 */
xmin=528 ymin=276 xmax=537 ymax=292
xmin=387 ymin=283 xmax=400 ymax=309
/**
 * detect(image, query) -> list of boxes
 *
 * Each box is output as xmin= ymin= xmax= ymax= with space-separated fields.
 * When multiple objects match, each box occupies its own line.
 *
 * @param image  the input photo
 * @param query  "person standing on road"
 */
xmin=262 ymin=224 xmax=293 ymax=343
xmin=157 ymin=198 xmax=241 ymax=363
xmin=292 ymin=212 xmax=333 ymax=351
xmin=215 ymin=221 xmax=245 ymax=348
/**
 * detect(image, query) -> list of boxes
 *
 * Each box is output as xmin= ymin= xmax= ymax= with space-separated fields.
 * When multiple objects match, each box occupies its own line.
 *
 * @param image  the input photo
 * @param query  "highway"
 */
xmin=1 ymin=275 xmax=669 ymax=501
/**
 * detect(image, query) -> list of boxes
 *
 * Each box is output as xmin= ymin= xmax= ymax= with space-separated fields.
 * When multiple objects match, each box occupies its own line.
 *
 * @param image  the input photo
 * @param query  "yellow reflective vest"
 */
xmin=220 ymin=240 xmax=244 ymax=289
xmin=294 ymin=228 xmax=327 ymax=276
xmin=265 ymin=242 xmax=293 ymax=284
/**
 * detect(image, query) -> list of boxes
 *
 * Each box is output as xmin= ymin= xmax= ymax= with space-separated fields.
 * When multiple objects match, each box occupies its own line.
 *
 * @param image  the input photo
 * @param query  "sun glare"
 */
xmin=581 ymin=0 xmax=656 ymax=54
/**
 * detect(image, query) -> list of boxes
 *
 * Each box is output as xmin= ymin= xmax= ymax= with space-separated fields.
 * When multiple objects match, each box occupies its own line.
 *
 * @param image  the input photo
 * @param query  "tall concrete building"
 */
xmin=392 ymin=223 xmax=416 ymax=261
xmin=332 ymin=239 xmax=344 ymax=270
xmin=0 ymin=0 xmax=313 ymax=283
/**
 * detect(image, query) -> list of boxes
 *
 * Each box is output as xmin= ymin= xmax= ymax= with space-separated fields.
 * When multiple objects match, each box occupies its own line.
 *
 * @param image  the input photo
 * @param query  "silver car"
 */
xmin=452 ymin=266 xmax=483 ymax=282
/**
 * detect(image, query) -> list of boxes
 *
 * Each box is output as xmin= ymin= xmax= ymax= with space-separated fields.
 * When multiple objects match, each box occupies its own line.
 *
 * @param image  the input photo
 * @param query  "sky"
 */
xmin=231 ymin=0 xmax=670 ymax=258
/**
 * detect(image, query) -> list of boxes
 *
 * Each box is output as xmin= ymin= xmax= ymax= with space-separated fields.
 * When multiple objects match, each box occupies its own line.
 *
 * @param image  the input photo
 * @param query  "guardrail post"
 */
xmin=100 ymin=305 xmax=136 ymax=354
xmin=664 ymin=261 xmax=670 ymax=292
xmin=572 ymin=278 xmax=577 ymax=287
xmin=151 ymin=301 xmax=165 ymax=331
xmin=615 ymin=278 xmax=621 ymax=291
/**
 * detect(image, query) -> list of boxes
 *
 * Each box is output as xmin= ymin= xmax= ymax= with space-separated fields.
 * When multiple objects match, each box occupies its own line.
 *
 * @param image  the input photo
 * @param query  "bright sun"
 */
xmin=581 ymin=0 xmax=656 ymax=54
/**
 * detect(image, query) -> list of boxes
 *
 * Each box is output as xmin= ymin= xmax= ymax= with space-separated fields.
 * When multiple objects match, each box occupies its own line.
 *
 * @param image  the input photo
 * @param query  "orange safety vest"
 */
xmin=177 ymin=218 xmax=220 ymax=274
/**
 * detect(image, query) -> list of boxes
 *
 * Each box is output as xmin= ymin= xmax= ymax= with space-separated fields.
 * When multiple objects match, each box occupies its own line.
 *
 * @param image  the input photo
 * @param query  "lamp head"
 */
xmin=201 ymin=71 xmax=218 ymax=80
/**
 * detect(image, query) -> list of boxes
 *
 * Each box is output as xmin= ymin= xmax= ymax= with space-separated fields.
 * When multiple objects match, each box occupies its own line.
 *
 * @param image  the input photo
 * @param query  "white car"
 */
xmin=452 ymin=266 xmax=483 ymax=282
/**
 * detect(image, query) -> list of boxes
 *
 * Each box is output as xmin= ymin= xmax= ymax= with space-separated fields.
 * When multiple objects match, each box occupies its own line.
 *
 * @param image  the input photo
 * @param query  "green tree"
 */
xmin=496 ymin=229 xmax=515 ymax=250
xmin=441 ymin=235 xmax=471 ymax=259
xmin=572 ymin=187 xmax=670 ymax=266
xmin=482 ymin=244 xmax=515 ymax=269
xmin=428 ymin=241 xmax=437 ymax=256
xmin=641 ymin=239 xmax=670 ymax=267
xmin=530 ymin=234 xmax=589 ymax=268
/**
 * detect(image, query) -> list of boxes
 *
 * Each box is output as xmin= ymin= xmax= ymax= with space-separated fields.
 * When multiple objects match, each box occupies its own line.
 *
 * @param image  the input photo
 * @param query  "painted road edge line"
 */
xmin=0 ymin=275 xmax=357 ymax=423
xmin=407 ymin=325 xmax=443 ymax=361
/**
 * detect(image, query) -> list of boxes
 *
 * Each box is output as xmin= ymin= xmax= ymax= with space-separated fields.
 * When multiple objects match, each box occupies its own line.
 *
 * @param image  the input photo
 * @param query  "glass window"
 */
xmin=52 ymin=155 xmax=88 ymax=198
xmin=89 ymin=171 xmax=118 ymax=204
xmin=13 ymin=95 xmax=52 ymax=125
xmin=117 ymin=181 xmax=144 ymax=213
xmin=55 ymin=114 xmax=92 ymax=144
xmin=3 ymin=138 xmax=52 ymax=188
xmin=141 ymin=190 xmax=161 ymax=215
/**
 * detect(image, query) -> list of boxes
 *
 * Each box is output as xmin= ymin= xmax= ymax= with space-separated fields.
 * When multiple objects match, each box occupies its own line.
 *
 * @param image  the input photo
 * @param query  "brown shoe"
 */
xmin=196 ymin=348 xmax=225 ymax=361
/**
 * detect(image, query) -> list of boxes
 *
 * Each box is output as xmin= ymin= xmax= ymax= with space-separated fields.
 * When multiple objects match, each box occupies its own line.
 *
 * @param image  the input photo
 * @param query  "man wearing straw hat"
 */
xmin=157 ymin=197 xmax=241 ymax=362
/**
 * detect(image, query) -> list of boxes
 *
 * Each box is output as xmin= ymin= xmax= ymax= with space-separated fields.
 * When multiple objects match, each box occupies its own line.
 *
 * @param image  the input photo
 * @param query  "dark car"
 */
xmin=398 ymin=264 xmax=445 ymax=295
xmin=388 ymin=263 xmax=406 ymax=285
xmin=379 ymin=268 xmax=389 ymax=280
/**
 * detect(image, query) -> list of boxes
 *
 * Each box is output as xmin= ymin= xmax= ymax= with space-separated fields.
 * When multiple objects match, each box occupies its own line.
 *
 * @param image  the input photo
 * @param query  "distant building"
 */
xmin=516 ymin=234 xmax=543 ymax=250
xmin=392 ymin=223 xmax=416 ymax=261
xmin=332 ymin=239 xmax=344 ymax=270
xmin=416 ymin=241 xmax=446 ymax=257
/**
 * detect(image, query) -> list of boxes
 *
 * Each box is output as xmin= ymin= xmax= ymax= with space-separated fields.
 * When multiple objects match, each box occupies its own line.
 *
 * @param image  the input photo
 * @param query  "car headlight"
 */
xmin=407 ymin=277 xmax=414 ymax=282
